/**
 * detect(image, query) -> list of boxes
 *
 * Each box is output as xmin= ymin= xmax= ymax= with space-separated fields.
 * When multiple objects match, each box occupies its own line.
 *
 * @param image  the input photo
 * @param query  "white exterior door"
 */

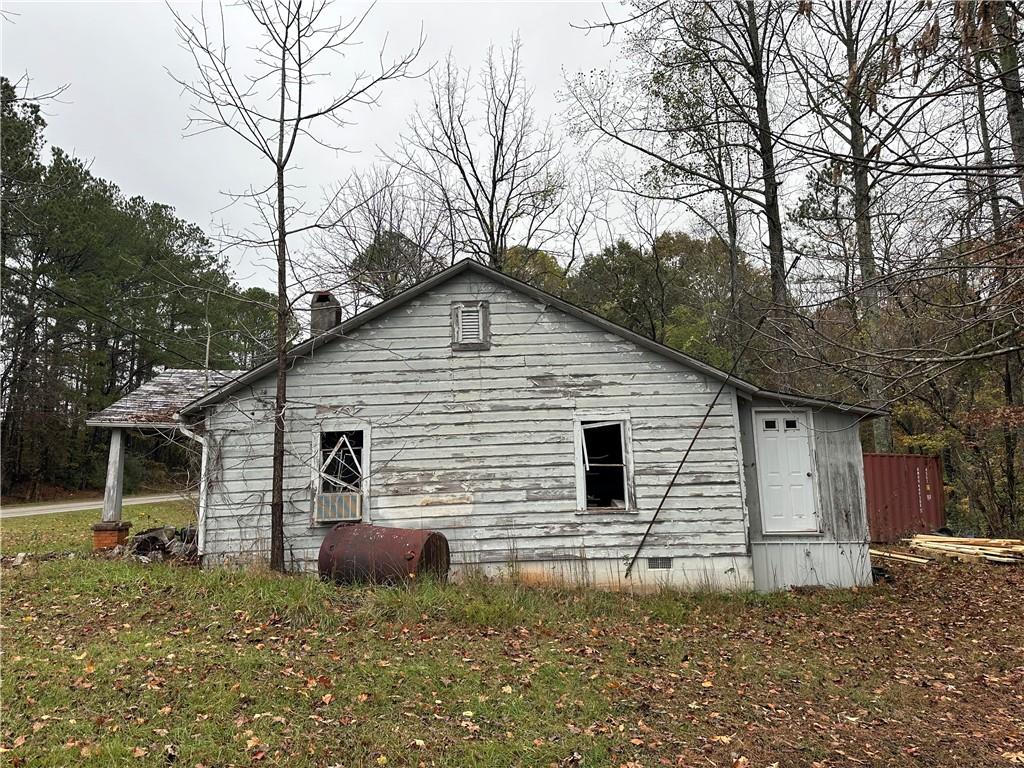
xmin=754 ymin=410 xmax=818 ymax=533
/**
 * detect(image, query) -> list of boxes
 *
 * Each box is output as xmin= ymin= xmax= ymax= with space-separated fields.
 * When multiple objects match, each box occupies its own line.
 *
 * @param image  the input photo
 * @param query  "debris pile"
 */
xmin=2 ymin=551 xmax=78 ymax=568
xmin=115 ymin=524 xmax=198 ymax=563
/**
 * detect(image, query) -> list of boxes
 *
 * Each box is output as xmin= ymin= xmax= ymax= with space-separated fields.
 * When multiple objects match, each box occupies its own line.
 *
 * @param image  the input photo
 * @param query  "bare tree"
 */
xmin=394 ymin=39 xmax=565 ymax=275
xmin=171 ymin=0 xmax=421 ymax=571
xmin=568 ymin=0 xmax=804 ymax=379
xmin=314 ymin=165 xmax=449 ymax=309
xmin=785 ymin=1 xmax=945 ymax=448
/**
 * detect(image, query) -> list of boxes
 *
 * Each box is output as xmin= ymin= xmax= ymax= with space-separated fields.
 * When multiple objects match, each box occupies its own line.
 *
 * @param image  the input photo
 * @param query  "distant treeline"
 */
xmin=1 ymin=77 xmax=277 ymax=499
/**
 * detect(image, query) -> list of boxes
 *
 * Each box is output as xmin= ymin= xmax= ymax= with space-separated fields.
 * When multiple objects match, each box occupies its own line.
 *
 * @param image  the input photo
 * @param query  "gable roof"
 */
xmin=86 ymin=368 xmax=246 ymax=429
xmin=180 ymin=259 xmax=882 ymax=417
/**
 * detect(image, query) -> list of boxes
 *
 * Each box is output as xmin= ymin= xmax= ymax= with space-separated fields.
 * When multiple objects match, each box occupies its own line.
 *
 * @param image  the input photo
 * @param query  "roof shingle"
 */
xmin=86 ymin=369 xmax=244 ymax=429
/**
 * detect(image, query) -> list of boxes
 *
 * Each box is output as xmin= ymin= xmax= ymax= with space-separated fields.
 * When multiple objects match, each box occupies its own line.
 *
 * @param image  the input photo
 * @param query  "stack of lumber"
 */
xmin=905 ymin=535 xmax=1024 ymax=564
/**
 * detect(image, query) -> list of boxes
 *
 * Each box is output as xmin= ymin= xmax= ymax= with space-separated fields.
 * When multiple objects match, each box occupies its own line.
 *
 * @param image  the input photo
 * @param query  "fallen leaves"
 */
xmin=2 ymin=557 xmax=1022 ymax=767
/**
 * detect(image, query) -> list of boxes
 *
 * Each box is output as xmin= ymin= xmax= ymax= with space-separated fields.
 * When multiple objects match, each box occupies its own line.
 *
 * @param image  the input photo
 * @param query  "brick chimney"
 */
xmin=311 ymin=291 xmax=341 ymax=337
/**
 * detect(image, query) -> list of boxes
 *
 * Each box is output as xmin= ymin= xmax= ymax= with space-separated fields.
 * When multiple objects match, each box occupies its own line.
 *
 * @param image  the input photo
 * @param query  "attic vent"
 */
xmin=647 ymin=557 xmax=673 ymax=570
xmin=451 ymin=301 xmax=490 ymax=351
xmin=460 ymin=305 xmax=482 ymax=341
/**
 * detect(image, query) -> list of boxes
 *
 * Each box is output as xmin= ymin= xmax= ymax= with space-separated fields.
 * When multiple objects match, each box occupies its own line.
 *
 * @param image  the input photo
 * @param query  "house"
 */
xmin=89 ymin=260 xmax=879 ymax=591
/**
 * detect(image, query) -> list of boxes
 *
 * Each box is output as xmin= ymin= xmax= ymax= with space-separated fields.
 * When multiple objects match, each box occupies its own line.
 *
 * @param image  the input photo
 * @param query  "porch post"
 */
xmin=196 ymin=437 xmax=209 ymax=557
xmin=102 ymin=428 xmax=125 ymax=522
xmin=93 ymin=428 xmax=131 ymax=550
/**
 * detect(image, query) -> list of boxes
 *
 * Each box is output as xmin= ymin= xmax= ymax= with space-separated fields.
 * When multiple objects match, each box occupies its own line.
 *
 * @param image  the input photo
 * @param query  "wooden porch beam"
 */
xmin=102 ymin=428 xmax=126 ymax=523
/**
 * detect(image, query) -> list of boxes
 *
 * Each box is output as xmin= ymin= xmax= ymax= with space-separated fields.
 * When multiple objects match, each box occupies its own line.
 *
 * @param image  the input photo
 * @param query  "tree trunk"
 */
xmin=270 ymin=39 xmax=289 ymax=573
xmin=842 ymin=1 xmax=890 ymax=450
xmin=994 ymin=0 xmax=1024 ymax=201
xmin=1003 ymin=356 xmax=1019 ymax=533
xmin=975 ymin=53 xmax=1004 ymax=235
xmin=723 ymin=188 xmax=742 ymax=368
xmin=743 ymin=0 xmax=787 ymax=311
xmin=270 ymin=162 xmax=288 ymax=573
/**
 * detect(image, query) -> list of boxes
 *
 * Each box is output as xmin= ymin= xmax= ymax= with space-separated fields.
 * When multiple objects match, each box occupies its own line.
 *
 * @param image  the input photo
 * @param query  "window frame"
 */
xmin=572 ymin=411 xmax=636 ymax=514
xmin=311 ymin=418 xmax=372 ymax=524
xmin=450 ymin=300 xmax=491 ymax=351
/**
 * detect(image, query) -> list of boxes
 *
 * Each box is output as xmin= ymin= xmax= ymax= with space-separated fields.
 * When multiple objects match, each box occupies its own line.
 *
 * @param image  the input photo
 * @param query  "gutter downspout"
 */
xmin=176 ymin=418 xmax=208 ymax=560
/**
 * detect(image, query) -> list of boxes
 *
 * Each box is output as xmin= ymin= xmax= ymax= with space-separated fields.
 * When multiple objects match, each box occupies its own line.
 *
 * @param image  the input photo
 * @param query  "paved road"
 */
xmin=0 ymin=493 xmax=185 ymax=519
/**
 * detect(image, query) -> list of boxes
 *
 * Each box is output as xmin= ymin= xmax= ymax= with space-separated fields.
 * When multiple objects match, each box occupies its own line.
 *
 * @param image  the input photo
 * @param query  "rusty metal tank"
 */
xmin=317 ymin=523 xmax=451 ymax=585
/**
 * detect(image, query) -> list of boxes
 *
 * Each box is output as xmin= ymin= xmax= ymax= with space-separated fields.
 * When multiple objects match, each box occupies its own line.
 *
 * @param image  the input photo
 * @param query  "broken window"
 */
xmin=319 ymin=430 xmax=364 ymax=493
xmin=581 ymin=420 xmax=629 ymax=510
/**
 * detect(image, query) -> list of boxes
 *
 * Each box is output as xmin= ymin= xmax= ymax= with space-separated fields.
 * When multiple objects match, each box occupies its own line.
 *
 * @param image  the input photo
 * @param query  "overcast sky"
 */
xmin=3 ymin=1 xmax=618 ymax=287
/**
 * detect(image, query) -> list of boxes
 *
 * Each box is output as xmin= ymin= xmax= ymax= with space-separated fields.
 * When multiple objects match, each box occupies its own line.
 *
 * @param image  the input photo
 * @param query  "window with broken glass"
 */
xmin=319 ymin=430 xmax=364 ymax=493
xmin=580 ymin=420 xmax=630 ymax=510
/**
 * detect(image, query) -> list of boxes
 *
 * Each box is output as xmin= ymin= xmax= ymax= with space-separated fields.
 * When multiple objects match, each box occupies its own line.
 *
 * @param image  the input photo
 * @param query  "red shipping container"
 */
xmin=863 ymin=453 xmax=946 ymax=543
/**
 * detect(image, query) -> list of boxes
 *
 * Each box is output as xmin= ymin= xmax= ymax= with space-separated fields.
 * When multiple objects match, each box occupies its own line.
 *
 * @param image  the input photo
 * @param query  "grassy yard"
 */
xmin=1 ymin=502 xmax=195 ymax=555
xmin=1 ymin=515 xmax=1022 ymax=767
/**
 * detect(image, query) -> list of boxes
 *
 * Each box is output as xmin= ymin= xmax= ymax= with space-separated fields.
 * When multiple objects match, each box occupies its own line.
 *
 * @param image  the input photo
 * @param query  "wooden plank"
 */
xmin=912 ymin=535 xmax=1024 ymax=547
xmin=869 ymin=548 xmax=931 ymax=564
xmin=907 ymin=543 xmax=1020 ymax=564
xmin=905 ymin=538 xmax=1024 ymax=558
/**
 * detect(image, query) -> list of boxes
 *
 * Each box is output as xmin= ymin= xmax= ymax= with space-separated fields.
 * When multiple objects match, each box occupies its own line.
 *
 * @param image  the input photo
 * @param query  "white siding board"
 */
xmin=201 ymin=271 xmax=753 ymax=588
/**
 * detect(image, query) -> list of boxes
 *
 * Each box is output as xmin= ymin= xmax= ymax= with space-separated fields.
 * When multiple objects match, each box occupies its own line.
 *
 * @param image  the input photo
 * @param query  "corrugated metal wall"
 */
xmin=863 ymin=454 xmax=945 ymax=542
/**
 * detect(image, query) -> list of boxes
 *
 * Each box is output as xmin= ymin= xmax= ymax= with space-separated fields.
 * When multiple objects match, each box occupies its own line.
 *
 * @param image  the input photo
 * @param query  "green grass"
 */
xmin=1 ymin=502 xmax=194 ymax=555
xmin=1 ymin=515 xmax=1022 ymax=766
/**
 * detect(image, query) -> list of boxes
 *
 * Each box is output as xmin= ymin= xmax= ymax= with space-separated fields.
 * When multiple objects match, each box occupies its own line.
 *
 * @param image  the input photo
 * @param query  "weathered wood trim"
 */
xmin=197 ymin=437 xmax=209 ymax=555
xmin=309 ymin=416 xmax=373 ymax=526
xmin=571 ymin=409 xmax=637 ymax=513
xmin=730 ymin=390 xmax=750 ymax=552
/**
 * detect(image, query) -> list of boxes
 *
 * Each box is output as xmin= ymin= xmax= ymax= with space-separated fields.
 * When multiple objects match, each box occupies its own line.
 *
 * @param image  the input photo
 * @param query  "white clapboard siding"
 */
xmin=202 ymin=271 xmax=750 ymax=583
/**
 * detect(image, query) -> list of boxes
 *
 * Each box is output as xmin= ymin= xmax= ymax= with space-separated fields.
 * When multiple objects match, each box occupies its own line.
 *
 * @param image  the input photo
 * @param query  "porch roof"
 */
xmin=85 ymin=368 xmax=244 ymax=429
